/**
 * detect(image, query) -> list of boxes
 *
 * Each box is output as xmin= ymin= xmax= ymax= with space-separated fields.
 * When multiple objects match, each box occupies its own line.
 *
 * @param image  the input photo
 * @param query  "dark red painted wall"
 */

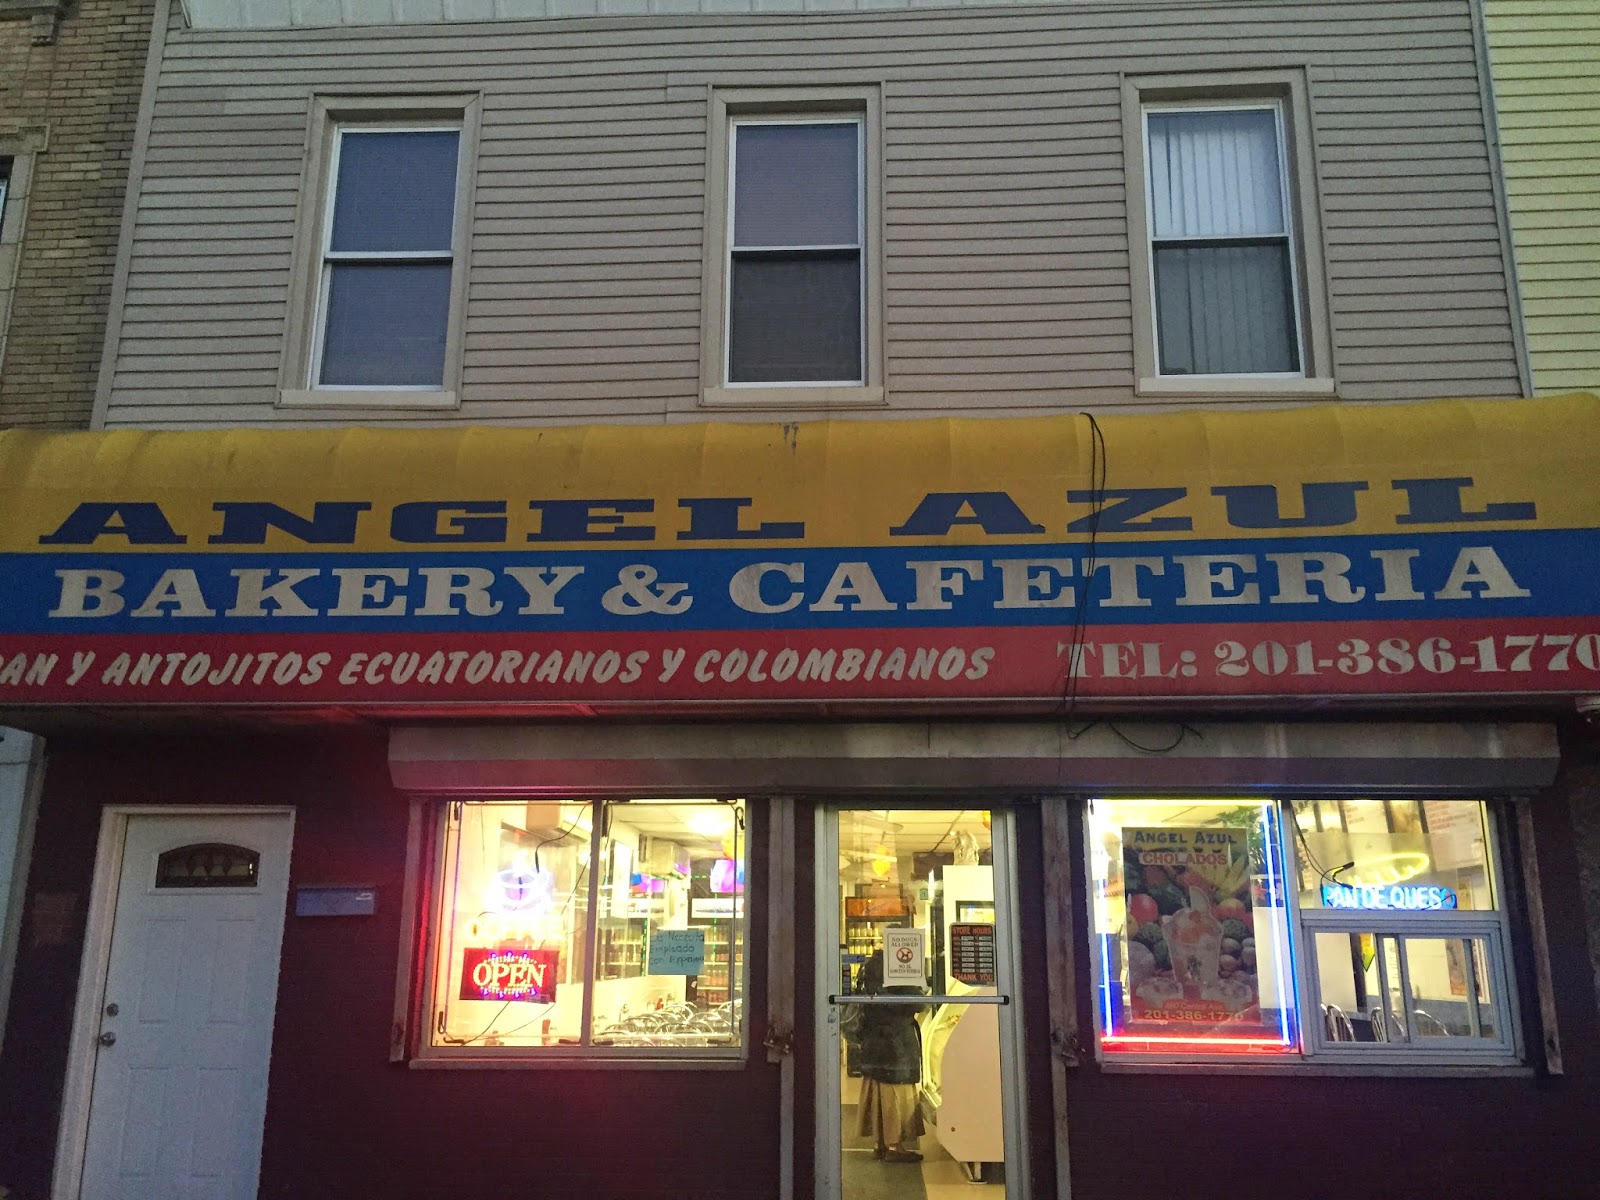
xmin=0 ymin=730 xmax=782 ymax=1200
xmin=4 ymin=728 xmax=1598 ymax=1200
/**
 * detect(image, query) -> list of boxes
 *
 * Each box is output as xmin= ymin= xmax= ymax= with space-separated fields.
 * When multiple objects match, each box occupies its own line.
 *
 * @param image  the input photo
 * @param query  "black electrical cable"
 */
xmin=1106 ymin=721 xmax=1200 ymax=754
xmin=1289 ymin=801 xmax=1348 ymax=886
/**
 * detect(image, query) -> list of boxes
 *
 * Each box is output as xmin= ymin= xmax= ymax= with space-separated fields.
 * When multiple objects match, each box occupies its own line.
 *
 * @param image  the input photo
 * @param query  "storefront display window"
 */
xmin=1088 ymin=797 xmax=1519 ymax=1063
xmin=1088 ymin=798 xmax=1299 ymax=1056
xmin=426 ymin=798 xmax=745 ymax=1058
xmin=1295 ymin=799 xmax=1514 ymax=1057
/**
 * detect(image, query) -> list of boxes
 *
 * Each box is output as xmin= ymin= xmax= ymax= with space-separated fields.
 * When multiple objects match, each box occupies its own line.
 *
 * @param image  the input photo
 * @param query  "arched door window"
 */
xmin=155 ymin=843 xmax=260 ymax=889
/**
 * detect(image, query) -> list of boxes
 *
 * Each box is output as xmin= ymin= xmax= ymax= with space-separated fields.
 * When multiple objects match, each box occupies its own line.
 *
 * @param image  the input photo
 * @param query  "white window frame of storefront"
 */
xmin=410 ymin=796 xmax=751 ymax=1068
xmin=1297 ymin=913 xmax=1518 ymax=1062
xmin=1085 ymin=796 xmax=1527 ymax=1072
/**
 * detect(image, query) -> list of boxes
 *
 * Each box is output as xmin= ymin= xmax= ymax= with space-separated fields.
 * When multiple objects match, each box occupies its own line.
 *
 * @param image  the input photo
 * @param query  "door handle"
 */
xmin=830 ymin=994 xmax=1011 ymax=1006
xmin=97 ymin=1031 xmax=116 ymax=1047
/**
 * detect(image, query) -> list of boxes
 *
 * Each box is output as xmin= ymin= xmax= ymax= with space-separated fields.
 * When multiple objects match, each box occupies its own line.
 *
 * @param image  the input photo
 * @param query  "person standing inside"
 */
xmin=852 ymin=946 xmax=926 ymax=1163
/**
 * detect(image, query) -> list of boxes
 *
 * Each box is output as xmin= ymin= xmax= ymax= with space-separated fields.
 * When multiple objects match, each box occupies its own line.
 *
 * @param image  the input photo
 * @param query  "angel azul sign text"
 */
xmin=36 ymin=477 xmax=1535 ymax=548
xmin=31 ymin=476 xmax=1541 ymax=623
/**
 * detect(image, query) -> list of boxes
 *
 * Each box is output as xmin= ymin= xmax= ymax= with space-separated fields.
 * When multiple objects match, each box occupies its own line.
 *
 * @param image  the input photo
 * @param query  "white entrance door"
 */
xmin=77 ymin=811 xmax=293 ymax=1200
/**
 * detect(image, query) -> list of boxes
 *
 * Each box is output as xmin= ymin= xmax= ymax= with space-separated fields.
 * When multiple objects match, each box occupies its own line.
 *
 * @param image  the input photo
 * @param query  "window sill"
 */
xmin=700 ymin=385 xmax=886 ymax=411
xmin=1135 ymin=375 xmax=1337 ymax=400
xmin=1099 ymin=1058 xmax=1529 ymax=1078
xmin=278 ymin=387 xmax=459 ymax=410
xmin=408 ymin=1051 xmax=748 ymax=1071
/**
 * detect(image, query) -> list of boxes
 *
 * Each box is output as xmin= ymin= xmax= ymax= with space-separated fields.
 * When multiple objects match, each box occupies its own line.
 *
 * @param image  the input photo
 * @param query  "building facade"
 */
xmin=0 ymin=0 xmax=158 ymax=1093
xmin=1483 ymin=0 xmax=1600 ymax=395
xmin=2 ymin=2 xmax=1599 ymax=1199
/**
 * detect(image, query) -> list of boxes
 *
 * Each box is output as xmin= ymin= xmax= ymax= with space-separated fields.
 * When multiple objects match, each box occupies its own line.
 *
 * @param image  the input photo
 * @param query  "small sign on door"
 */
xmin=882 ymin=926 xmax=926 ymax=986
xmin=949 ymin=922 xmax=996 ymax=985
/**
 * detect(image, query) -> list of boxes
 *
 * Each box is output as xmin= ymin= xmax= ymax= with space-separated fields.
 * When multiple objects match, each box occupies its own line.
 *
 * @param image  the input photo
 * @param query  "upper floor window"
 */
xmin=1145 ymin=104 xmax=1299 ymax=376
xmin=0 ymin=135 xmax=43 ymax=362
xmin=727 ymin=118 xmax=863 ymax=386
xmin=316 ymin=126 xmax=460 ymax=389
xmin=701 ymin=88 xmax=884 ymax=409
xmin=281 ymin=95 xmax=478 ymax=409
xmin=1124 ymin=73 xmax=1334 ymax=398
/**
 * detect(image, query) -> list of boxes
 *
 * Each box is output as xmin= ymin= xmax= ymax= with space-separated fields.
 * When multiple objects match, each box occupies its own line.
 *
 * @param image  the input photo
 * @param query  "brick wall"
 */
xmin=0 ymin=0 xmax=155 ymax=430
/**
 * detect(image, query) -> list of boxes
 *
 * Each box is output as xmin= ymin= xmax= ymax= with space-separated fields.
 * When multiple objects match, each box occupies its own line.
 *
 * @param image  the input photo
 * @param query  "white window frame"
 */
xmin=1123 ymin=70 xmax=1335 ymax=399
xmin=0 ymin=127 xmax=47 ymax=377
xmin=1295 ymin=800 xmax=1521 ymax=1064
xmin=280 ymin=94 xmax=479 ymax=410
xmin=1298 ymin=916 xmax=1518 ymax=1063
xmin=700 ymin=86 xmax=885 ymax=410
xmin=1085 ymin=797 xmax=1525 ymax=1070
xmin=414 ymin=797 xmax=750 ymax=1067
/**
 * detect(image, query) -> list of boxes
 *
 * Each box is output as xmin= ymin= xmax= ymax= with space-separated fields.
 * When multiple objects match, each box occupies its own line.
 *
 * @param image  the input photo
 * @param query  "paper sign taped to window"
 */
xmin=882 ymin=926 xmax=925 ymax=986
xmin=647 ymin=927 xmax=706 ymax=976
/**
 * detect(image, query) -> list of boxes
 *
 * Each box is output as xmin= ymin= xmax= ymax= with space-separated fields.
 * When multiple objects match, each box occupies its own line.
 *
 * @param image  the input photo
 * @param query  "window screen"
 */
xmin=727 ymin=121 xmax=863 ymax=385
xmin=1146 ymin=106 xmax=1301 ymax=376
xmin=317 ymin=128 xmax=460 ymax=388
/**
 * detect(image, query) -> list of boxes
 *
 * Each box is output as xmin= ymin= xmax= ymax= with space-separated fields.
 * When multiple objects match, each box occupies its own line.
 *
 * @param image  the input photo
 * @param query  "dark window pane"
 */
xmin=1154 ymin=241 xmax=1299 ymax=375
xmin=728 ymin=251 xmax=861 ymax=383
xmin=320 ymin=261 xmax=452 ymax=387
xmin=155 ymin=843 xmax=260 ymax=889
xmin=330 ymin=130 xmax=460 ymax=253
xmin=734 ymin=123 xmax=859 ymax=248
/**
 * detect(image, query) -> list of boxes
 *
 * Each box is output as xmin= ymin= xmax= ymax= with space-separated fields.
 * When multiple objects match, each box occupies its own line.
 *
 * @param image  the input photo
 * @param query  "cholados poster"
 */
xmin=1123 ymin=826 xmax=1262 ymax=1030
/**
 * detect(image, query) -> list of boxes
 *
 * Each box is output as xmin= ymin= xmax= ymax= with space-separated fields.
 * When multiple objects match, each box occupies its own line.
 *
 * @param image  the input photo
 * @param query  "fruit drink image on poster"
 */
xmin=1123 ymin=827 xmax=1261 ymax=1029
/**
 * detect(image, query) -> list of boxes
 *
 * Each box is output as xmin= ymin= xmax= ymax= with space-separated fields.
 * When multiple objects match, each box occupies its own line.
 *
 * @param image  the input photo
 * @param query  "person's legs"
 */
xmin=879 ymin=1083 xmax=923 ymax=1162
xmin=857 ymin=1078 xmax=889 ymax=1157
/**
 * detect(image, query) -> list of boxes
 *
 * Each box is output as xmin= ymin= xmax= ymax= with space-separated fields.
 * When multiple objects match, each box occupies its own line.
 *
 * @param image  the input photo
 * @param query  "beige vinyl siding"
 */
xmin=1485 ymin=1 xmax=1600 ymax=393
xmin=103 ymin=0 xmax=1521 ymax=428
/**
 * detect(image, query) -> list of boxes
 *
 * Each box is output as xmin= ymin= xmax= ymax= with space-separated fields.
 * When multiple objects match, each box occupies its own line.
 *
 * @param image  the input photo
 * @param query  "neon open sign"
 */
xmin=459 ymin=947 xmax=559 ymax=1002
xmin=1321 ymin=884 xmax=1458 ymax=911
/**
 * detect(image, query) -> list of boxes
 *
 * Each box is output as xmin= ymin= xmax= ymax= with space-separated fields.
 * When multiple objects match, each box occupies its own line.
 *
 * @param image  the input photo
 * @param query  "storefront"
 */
xmin=2 ymin=394 xmax=1599 ymax=1200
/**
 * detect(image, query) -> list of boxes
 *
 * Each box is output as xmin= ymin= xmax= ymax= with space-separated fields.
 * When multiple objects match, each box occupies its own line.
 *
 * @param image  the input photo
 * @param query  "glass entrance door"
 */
xmin=818 ymin=807 xmax=1027 ymax=1200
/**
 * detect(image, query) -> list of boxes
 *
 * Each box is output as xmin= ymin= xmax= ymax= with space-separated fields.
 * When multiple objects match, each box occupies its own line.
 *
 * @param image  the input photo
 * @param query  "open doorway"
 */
xmin=817 ymin=806 xmax=1028 ymax=1200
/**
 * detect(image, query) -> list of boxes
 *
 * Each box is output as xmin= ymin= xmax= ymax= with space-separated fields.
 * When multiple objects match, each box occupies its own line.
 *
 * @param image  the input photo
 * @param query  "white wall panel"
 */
xmin=117 ymin=0 xmax=1521 ymax=427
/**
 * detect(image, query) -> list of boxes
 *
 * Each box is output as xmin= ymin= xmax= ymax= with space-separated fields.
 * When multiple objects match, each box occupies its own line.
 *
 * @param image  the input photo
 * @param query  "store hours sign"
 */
xmin=1 ymin=395 xmax=1597 ymax=710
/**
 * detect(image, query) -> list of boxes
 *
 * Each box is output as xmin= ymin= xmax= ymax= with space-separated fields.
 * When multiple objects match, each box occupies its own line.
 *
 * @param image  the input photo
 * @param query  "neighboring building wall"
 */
xmin=0 ymin=0 xmax=155 ymax=430
xmin=1484 ymin=0 xmax=1600 ymax=392
xmin=99 ymin=0 xmax=1523 ymax=429
xmin=0 ymin=0 xmax=153 ymax=1111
